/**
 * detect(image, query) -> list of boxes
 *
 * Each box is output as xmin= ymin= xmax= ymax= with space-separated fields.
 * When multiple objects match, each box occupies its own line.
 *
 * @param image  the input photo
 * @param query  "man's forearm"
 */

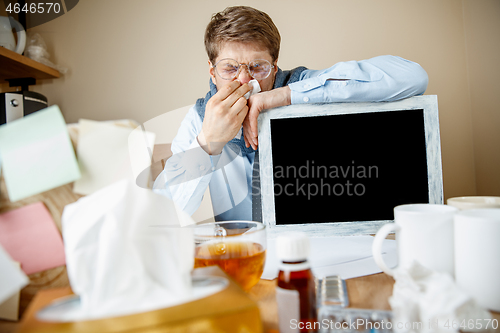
xmin=261 ymin=86 xmax=291 ymax=110
xmin=197 ymin=130 xmax=225 ymax=156
xmin=288 ymin=55 xmax=428 ymax=104
xmin=155 ymin=147 xmax=213 ymax=216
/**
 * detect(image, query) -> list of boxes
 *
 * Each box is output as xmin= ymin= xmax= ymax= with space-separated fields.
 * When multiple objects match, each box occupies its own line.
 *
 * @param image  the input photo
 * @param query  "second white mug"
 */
xmin=447 ymin=196 xmax=500 ymax=210
xmin=454 ymin=208 xmax=500 ymax=312
xmin=372 ymin=204 xmax=458 ymax=277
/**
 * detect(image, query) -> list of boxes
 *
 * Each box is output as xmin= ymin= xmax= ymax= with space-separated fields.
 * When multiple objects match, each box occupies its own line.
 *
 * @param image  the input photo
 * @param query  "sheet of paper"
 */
xmin=73 ymin=120 xmax=155 ymax=195
xmin=0 ymin=261 xmax=22 ymax=320
xmin=0 ymin=105 xmax=81 ymax=202
xmin=0 ymin=246 xmax=28 ymax=306
xmin=0 ymin=202 xmax=66 ymax=275
xmin=262 ymin=235 xmax=397 ymax=280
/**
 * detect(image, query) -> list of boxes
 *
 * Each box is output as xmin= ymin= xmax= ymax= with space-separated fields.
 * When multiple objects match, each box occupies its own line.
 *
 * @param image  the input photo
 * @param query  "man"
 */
xmin=153 ymin=6 xmax=428 ymax=221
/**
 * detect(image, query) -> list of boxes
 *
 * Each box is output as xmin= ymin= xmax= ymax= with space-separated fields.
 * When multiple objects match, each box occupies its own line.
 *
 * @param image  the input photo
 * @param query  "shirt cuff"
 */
xmin=289 ymin=79 xmax=351 ymax=104
xmin=182 ymin=137 xmax=215 ymax=179
xmin=289 ymin=75 xmax=334 ymax=104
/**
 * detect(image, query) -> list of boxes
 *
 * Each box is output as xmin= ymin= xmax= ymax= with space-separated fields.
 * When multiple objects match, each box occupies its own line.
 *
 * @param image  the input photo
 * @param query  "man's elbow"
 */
xmin=413 ymin=65 xmax=429 ymax=96
xmin=392 ymin=56 xmax=429 ymax=96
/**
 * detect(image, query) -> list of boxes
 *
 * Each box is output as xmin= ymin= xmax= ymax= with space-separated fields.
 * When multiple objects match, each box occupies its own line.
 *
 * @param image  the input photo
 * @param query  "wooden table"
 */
xmin=0 ymin=180 xmax=498 ymax=333
xmin=248 ymin=272 xmax=396 ymax=332
xmin=5 ymin=272 xmax=499 ymax=333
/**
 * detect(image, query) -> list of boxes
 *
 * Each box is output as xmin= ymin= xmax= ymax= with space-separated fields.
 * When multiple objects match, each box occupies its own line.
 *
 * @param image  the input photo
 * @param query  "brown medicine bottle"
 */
xmin=276 ymin=232 xmax=317 ymax=333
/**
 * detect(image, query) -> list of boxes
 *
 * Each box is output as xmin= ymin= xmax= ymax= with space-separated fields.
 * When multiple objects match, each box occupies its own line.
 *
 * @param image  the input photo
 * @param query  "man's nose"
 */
xmin=237 ymin=65 xmax=253 ymax=84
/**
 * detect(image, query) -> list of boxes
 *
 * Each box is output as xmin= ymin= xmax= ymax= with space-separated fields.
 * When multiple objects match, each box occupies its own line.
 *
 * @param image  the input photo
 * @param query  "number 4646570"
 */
xmin=6 ymin=2 xmax=61 ymax=14
xmin=443 ymin=319 xmax=498 ymax=330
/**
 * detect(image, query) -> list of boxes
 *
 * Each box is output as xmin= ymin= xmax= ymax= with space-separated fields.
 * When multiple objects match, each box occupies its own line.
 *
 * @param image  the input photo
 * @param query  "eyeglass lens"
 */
xmin=216 ymin=59 xmax=272 ymax=80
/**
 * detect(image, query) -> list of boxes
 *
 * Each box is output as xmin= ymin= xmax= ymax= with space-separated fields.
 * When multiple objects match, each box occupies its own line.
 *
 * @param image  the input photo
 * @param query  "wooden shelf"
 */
xmin=0 ymin=46 xmax=60 ymax=82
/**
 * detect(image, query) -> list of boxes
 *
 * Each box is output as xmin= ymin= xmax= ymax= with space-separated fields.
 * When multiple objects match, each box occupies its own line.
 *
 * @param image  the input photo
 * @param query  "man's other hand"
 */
xmin=243 ymin=86 xmax=291 ymax=150
xmin=198 ymin=81 xmax=251 ymax=155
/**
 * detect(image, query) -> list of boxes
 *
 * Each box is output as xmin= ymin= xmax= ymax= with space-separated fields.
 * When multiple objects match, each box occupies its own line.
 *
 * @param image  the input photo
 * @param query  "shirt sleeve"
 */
xmin=152 ymin=106 xmax=216 ymax=216
xmin=288 ymin=55 xmax=429 ymax=104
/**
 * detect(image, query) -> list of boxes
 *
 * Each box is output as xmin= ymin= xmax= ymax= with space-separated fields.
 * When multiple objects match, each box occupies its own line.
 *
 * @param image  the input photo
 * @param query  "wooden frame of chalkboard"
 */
xmin=257 ymin=95 xmax=442 ymax=238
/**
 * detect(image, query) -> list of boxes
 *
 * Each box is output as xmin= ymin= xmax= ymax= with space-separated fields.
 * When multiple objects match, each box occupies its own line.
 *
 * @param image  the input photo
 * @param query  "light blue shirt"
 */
xmin=153 ymin=55 xmax=428 ymax=221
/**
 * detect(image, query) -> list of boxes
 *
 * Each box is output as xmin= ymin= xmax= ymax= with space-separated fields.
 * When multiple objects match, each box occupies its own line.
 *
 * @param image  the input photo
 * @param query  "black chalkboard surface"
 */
xmin=270 ymin=109 xmax=429 ymax=225
xmin=258 ymin=96 xmax=442 ymax=236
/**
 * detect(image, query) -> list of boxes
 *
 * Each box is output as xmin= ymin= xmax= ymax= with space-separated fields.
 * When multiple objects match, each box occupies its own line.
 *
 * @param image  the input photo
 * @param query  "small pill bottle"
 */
xmin=276 ymin=232 xmax=317 ymax=333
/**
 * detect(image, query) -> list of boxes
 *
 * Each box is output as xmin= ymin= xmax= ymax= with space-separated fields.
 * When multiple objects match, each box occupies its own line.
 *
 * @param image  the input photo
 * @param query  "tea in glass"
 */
xmin=194 ymin=221 xmax=266 ymax=291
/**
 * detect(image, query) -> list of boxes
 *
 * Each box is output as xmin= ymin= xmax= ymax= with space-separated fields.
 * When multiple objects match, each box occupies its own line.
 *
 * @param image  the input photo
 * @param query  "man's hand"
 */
xmin=243 ymin=86 xmax=291 ymax=150
xmin=198 ymin=81 xmax=251 ymax=155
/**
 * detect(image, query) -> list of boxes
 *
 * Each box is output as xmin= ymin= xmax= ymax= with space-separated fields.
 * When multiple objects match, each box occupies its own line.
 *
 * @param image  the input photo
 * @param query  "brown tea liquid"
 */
xmin=194 ymin=241 xmax=266 ymax=291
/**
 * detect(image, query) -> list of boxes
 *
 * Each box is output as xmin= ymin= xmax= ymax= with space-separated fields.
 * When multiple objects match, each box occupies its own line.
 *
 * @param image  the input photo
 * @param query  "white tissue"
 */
xmin=244 ymin=79 xmax=261 ymax=99
xmin=62 ymin=179 xmax=194 ymax=320
xmin=389 ymin=262 xmax=492 ymax=333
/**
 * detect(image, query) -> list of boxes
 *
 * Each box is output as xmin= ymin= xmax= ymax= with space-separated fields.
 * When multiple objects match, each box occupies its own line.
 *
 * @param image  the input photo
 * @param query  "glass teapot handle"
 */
xmin=8 ymin=17 xmax=26 ymax=54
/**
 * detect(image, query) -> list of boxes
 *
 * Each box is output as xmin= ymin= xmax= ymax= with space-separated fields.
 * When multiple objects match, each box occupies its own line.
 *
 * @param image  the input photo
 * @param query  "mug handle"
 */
xmin=372 ymin=223 xmax=400 ymax=277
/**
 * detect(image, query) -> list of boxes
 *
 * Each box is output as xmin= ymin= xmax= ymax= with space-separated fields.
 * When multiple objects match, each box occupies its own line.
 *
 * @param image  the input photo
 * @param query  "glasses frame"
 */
xmin=213 ymin=58 xmax=275 ymax=80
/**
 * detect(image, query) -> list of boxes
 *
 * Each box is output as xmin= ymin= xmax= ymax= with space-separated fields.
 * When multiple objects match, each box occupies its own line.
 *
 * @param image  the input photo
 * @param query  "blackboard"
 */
xmin=257 ymin=96 xmax=442 ymax=237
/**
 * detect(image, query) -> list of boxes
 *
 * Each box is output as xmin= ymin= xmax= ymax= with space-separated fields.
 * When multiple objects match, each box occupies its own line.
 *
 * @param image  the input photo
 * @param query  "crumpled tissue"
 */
xmin=244 ymin=79 xmax=261 ymax=99
xmin=389 ymin=262 xmax=492 ymax=333
xmin=62 ymin=179 xmax=194 ymax=320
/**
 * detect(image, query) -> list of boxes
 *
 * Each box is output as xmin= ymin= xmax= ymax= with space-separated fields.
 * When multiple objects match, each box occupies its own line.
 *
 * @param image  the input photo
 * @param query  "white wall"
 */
xmin=2 ymin=0 xmax=499 ymax=199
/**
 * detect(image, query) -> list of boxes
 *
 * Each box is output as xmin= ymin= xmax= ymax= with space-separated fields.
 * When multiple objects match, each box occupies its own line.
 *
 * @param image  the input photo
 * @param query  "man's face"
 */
xmin=209 ymin=41 xmax=278 ymax=92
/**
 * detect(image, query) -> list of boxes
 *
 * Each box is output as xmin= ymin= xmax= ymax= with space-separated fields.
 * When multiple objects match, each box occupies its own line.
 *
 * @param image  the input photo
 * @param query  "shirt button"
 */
xmin=303 ymin=83 xmax=309 ymax=89
xmin=199 ymin=165 xmax=206 ymax=171
xmin=303 ymin=97 xmax=310 ymax=102
xmin=342 ymin=81 xmax=347 ymax=86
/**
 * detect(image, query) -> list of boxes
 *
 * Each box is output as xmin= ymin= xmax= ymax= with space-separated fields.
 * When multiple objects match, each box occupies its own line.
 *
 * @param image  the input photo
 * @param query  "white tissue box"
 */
xmin=17 ymin=267 xmax=263 ymax=333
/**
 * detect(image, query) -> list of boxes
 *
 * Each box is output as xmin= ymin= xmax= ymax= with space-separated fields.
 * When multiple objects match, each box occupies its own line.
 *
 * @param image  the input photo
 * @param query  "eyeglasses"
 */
xmin=213 ymin=58 xmax=275 ymax=80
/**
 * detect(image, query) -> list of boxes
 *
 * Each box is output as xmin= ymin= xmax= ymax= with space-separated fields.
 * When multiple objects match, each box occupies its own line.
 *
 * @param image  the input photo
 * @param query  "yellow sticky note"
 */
xmin=73 ymin=120 xmax=155 ymax=195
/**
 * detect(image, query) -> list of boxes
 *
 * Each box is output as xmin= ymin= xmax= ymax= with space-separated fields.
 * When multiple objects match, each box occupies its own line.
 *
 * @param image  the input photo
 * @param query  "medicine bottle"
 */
xmin=276 ymin=232 xmax=317 ymax=333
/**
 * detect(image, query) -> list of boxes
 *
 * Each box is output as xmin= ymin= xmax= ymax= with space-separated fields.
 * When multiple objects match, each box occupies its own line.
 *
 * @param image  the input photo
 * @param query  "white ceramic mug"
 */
xmin=372 ymin=204 xmax=458 ymax=277
xmin=454 ymin=208 xmax=500 ymax=311
xmin=447 ymin=196 xmax=500 ymax=210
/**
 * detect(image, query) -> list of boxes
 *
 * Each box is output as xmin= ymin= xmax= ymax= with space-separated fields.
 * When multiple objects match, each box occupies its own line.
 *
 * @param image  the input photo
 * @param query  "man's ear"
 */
xmin=271 ymin=59 xmax=279 ymax=84
xmin=208 ymin=60 xmax=216 ymax=85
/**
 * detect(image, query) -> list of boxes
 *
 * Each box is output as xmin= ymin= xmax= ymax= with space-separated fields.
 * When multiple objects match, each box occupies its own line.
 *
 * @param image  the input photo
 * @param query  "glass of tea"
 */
xmin=194 ymin=221 xmax=266 ymax=291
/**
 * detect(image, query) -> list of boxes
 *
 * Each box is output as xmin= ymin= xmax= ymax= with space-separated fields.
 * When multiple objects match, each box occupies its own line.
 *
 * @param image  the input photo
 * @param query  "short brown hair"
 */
xmin=204 ymin=6 xmax=281 ymax=64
